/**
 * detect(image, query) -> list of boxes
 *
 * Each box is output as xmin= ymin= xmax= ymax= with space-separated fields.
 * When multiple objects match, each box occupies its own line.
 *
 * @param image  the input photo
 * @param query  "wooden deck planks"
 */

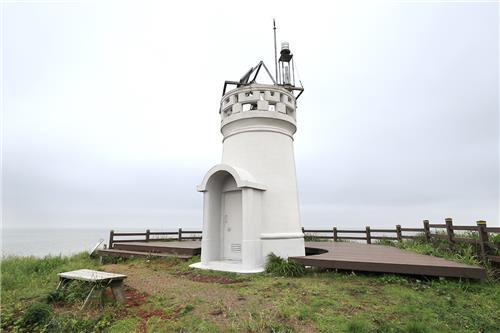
xmin=112 ymin=241 xmax=201 ymax=256
xmin=97 ymin=248 xmax=193 ymax=259
xmin=292 ymin=242 xmax=486 ymax=279
xmin=101 ymin=240 xmax=486 ymax=279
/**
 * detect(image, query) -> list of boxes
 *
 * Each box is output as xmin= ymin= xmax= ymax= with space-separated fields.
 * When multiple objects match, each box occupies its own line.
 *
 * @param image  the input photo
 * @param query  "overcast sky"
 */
xmin=2 ymin=0 xmax=499 ymax=230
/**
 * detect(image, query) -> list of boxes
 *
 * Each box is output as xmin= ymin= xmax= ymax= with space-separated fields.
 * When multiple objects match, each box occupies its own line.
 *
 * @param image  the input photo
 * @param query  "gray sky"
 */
xmin=2 ymin=0 xmax=499 ymax=230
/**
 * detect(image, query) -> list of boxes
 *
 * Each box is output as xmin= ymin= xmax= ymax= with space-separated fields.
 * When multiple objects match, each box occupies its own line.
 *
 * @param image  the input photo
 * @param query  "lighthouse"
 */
xmin=191 ymin=37 xmax=305 ymax=273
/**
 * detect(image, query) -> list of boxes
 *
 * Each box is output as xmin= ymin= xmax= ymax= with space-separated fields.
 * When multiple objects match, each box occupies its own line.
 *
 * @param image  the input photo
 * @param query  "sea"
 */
xmin=2 ymin=228 xmax=117 ymax=257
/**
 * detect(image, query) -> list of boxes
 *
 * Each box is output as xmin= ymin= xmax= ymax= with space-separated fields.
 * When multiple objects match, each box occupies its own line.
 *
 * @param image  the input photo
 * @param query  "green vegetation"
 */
xmin=376 ymin=232 xmax=500 ymax=273
xmin=1 ymin=253 xmax=118 ymax=332
xmin=303 ymin=235 xmax=324 ymax=242
xmin=17 ymin=303 xmax=53 ymax=331
xmin=265 ymin=253 xmax=306 ymax=277
xmin=1 ymin=248 xmax=499 ymax=332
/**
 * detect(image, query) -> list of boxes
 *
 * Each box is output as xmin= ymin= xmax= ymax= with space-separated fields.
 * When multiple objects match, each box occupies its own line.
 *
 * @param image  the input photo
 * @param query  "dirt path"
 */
xmin=102 ymin=262 xmax=278 ymax=332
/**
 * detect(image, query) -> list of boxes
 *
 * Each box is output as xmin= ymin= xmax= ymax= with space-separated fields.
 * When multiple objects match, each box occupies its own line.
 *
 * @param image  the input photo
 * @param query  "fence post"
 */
xmin=476 ymin=220 xmax=489 ymax=263
xmin=445 ymin=218 xmax=455 ymax=246
xmin=333 ymin=227 xmax=338 ymax=242
xmin=423 ymin=220 xmax=431 ymax=242
xmin=109 ymin=230 xmax=114 ymax=249
xmin=302 ymin=227 xmax=305 ymax=235
xmin=145 ymin=229 xmax=150 ymax=242
xmin=178 ymin=228 xmax=182 ymax=241
xmin=396 ymin=225 xmax=402 ymax=242
xmin=366 ymin=226 xmax=371 ymax=244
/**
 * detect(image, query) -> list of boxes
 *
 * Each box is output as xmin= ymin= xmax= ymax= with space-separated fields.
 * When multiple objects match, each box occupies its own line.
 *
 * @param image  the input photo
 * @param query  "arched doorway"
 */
xmin=193 ymin=164 xmax=266 ymax=273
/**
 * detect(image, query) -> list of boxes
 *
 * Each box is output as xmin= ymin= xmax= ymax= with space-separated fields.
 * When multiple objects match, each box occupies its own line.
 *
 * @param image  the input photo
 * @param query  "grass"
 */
xmin=2 ymin=249 xmax=499 ymax=333
xmin=0 ymin=253 xmax=120 ymax=332
xmin=265 ymin=253 xmax=306 ymax=277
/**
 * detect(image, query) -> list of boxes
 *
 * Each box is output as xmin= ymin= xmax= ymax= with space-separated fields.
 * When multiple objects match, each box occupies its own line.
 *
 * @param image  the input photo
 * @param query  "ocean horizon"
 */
xmin=1 ymin=227 xmax=199 ymax=258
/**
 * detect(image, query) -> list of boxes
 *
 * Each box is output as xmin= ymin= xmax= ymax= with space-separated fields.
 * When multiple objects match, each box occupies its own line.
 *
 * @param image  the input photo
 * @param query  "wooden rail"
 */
xmin=302 ymin=219 xmax=500 ymax=266
xmin=107 ymin=218 xmax=499 ymax=266
xmin=108 ymin=228 xmax=202 ymax=249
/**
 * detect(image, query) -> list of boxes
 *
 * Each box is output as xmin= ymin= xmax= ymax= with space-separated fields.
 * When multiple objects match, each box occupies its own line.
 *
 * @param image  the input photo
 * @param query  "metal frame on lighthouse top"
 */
xmin=221 ymin=20 xmax=304 ymax=100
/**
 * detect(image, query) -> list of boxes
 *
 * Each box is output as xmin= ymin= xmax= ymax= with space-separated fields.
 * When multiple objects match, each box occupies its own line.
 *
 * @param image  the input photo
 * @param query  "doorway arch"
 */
xmin=196 ymin=164 xmax=266 ymax=271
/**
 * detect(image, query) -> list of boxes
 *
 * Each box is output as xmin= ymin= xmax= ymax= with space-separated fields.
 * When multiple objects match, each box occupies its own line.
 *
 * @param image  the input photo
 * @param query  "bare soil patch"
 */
xmin=175 ymin=271 xmax=247 ymax=284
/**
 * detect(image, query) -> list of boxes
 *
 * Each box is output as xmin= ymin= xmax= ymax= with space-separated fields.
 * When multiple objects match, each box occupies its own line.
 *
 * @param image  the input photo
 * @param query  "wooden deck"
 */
xmin=97 ymin=241 xmax=201 ymax=259
xmin=97 ymin=240 xmax=486 ymax=279
xmin=292 ymin=242 xmax=486 ymax=279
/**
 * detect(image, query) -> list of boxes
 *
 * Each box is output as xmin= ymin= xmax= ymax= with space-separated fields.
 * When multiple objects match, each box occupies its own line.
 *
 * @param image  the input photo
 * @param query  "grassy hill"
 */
xmin=1 ymin=251 xmax=499 ymax=333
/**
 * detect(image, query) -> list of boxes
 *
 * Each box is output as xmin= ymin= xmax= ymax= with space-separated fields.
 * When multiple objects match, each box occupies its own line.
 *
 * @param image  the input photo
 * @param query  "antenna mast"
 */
xmin=221 ymin=20 xmax=304 ymax=99
xmin=273 ymin=19 xmax=278 ymax=84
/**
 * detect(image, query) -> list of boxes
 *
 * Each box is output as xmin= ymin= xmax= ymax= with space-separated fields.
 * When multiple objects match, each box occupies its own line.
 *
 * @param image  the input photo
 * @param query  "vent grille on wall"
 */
xmin=231 ymin=244 xmax=242 ymax=253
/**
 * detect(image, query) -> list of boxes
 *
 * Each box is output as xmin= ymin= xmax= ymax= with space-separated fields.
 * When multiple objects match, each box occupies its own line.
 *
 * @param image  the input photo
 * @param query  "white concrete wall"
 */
xmin=194 ymin=84 xmax=305 ymax=273
xmin=220 ymin=84 xmax=305 ymax=259
xmin=241 ymin=188 xmax=263 ymax=269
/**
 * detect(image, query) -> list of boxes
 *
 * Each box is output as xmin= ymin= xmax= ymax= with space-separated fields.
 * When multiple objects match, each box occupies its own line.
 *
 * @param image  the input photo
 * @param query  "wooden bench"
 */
xmin=57 ymin=269 xmax=127 ymax=309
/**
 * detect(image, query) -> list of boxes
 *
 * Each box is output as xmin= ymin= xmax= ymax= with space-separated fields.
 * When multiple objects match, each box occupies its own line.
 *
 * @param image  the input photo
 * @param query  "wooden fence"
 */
xmin=108 ymin=218 xmax=499 ymax=265
xmin=302 ymin=218 xmax=500 ymax=265
xmin=108 ymin=228 xmax=201 ymax=249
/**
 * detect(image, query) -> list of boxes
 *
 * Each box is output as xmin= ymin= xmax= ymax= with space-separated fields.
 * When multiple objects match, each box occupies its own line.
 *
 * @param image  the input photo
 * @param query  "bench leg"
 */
xmin=56 ymin=277 xmax=70 ymax=290
xmin=81 ymin=285 xmax=97 ymax=310
xmin=110 ymin=280 xmax=126 ymax=303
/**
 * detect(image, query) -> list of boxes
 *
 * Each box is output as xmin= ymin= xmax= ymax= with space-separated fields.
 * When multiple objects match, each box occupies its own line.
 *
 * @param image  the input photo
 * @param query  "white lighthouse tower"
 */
xmin=191 ymin=36 xmax=305 ymax=273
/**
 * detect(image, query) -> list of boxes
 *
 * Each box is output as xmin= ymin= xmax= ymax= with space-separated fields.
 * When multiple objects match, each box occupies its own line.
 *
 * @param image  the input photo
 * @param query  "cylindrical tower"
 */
xmin=219 ymin=84 xmax=304 ymax=259
xmin=191 ymin=40 xmax=305 ymax=273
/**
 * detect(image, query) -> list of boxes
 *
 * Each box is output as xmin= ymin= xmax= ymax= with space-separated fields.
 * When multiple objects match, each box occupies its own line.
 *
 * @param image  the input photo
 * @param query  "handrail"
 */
xmin=106 ymin=219 xmax=499 ymax=265
xmin=302 ymin=219 xmax=499 ymax=265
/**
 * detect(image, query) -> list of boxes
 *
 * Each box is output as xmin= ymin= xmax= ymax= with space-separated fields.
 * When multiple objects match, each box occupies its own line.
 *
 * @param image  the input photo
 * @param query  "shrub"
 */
xmin=46 ymin=289 xmax=65 ymax=304
xmin=47 ymin=280 xmax=97 ymax=306
xmin=47 ymin=314 xmax=110 ymax=332
xmin=394 ymin=236 xmax=482 ymax=266
xmin=17 ymin=302 xmax=53 ymax=330
xmin=375 ymin=238 xmax=395 ymax=246
xmin=265 ymin=253 xmax=306 ymax=277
